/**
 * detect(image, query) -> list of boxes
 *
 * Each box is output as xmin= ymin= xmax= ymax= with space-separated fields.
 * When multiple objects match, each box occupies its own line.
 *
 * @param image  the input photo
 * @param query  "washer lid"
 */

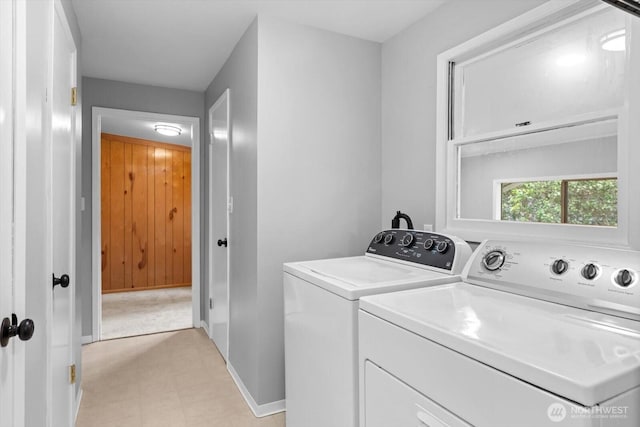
xmin=360 ymin=283 xmax=640 ymax=407
xmin=283 ymin=256 xmax=457 ymax=300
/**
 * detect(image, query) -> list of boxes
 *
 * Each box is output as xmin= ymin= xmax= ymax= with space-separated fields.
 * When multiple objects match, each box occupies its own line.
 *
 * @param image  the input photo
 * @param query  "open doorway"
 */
xmin=91 ymin=107 xmax=201 ymax=340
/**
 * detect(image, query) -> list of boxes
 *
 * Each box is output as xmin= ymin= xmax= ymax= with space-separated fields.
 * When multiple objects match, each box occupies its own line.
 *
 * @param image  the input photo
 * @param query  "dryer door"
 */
xmin=364 ymin=361 xmax=471 ymax=427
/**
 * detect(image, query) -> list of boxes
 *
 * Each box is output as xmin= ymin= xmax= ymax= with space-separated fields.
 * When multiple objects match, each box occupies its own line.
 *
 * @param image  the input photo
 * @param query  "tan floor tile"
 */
xmin=78 ymin=329 xmax=286 ymax=427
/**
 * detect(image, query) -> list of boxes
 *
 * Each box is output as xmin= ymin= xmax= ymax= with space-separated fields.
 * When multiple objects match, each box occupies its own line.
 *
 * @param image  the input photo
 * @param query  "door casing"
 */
xmin=91 ymin=107 xmax=201 ymax=340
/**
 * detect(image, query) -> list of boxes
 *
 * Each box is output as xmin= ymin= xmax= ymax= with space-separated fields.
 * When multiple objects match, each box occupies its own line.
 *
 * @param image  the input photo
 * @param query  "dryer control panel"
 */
xmin=366 ymin=230 xmax=472 ymax=275
xmin=464 ymin=240 xmax=640 ymax=321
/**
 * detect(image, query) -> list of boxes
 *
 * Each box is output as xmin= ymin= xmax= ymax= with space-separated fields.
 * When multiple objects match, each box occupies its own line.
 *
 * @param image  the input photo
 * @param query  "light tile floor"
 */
xmin=77 ymin=328 xmax=285 ymax=427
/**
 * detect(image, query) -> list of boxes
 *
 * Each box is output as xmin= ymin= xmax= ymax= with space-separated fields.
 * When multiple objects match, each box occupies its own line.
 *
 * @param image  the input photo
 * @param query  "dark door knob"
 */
xmin=217 ymin=238 xmax=228 ymax=247
xmin=1 ymin=314 xmax=35 ymax=347
xmin=53 ymin=273 xmax=70 ymax=289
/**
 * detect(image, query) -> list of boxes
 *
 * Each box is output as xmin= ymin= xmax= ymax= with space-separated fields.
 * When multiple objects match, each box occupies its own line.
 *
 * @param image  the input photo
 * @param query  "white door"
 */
xmin=0 ymin=1 xmax=27 ymax=426
xmin=208 ymin=89 xmax=230 ymax=361
xmin=50 ymin=5 xmax=77 ymax=426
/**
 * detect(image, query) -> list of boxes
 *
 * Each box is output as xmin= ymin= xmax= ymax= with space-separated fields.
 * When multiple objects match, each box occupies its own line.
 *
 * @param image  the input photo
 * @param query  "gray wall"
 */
xmin=204 ymin=16 xmax=381 ymax=406
xmin=80 ymin=77 xmax=205 ymax=337
xmin=256 ymin=16 xmax=381 ymax=404
xmin=204 ymin=19 xmax=260 ymax=398
xmin=380 ymin=0 xmax=547 ymax=231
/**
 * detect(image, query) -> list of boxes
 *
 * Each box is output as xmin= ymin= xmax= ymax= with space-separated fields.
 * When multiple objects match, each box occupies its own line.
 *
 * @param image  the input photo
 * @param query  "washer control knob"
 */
xmin=551 ymin=259 xmax=569 ymax=275
xmin=401 ymin=233 xmax=415 ymax=247
xmin=482 ymin=250 xmax=505 ymax=271
xmin=615 ymin=269 xmax=634 ymax=287
xmin=436 ymin=241 xmax=449 ymax=254
xmin=581 ymin=263 xmax=599 ymax=280
xmin=383 ymin=234 xmax=395 ymax=245
xmin=373 ymin=232 xmax=385 ymax=244
xmin=423 ymin=239 xmax=435 ymax=251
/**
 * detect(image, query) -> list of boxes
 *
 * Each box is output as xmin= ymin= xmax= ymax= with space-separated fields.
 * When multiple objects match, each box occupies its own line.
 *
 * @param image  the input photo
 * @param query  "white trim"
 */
xmin=91 ymin=107 xmax=201 ymax=340
xmin=74 ymin=388 xmax=83 ymax=421
xmin=436 ymin=0 xmax=637 ymax=248
xmin=227 ymin=363 xmax=286 ymax=417
xmin=80 ymin=335 xmax=93 ymax=345
xmin=200 ymin=320 xmax=209 ymax=336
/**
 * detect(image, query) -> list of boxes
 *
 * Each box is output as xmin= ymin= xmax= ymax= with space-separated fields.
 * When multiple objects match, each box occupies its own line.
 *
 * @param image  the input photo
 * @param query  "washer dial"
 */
xmin=401 ymin=233 xmax=415 ymax=247
xmin=383 ymin=234 xmax=395 ymax=245
xmin=482 ymin=250 xmax=505 ymax=271
xmin=373 ymin=232 xmax=385 ymax=244
xmin=436 ymin=241 xmax=449 ymax=254
xmin=423 ymin=239 xmax=435 ymax=250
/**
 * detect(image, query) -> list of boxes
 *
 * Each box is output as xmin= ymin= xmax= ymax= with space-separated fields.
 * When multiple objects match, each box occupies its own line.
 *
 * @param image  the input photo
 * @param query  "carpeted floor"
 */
xmin=102 ymin=287 xmax=193 ymax=340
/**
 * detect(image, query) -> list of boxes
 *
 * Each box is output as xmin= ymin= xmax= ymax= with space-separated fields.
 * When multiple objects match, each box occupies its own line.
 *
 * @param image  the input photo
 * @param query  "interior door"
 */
xmin=209 ymin=89 xmax=230 ymax=361
xmin=50 ymin=5 xmax=77 ymax=426
xmin=0 ymin=1 xmax=27 ymax=426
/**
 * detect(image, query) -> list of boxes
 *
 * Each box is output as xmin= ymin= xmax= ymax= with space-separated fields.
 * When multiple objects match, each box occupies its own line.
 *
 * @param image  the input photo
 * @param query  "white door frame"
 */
xmin=91 ymin=107 xmax=201 ymax=340
xmin=208 ymin=89 xmax=230 ymax=360
xmin=0 ymin=0 xmax=27 ymax=425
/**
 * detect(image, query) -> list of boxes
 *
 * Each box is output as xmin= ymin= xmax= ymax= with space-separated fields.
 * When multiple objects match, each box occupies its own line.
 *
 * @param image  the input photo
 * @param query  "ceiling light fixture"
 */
xmin=601 ymin=29 xmax=626 ymax=52
xmin=154 ymin=124 xmax=182 ymax=136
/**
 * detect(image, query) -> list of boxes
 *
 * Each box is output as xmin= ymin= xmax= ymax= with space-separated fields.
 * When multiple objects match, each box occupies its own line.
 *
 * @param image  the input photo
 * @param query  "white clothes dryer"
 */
xmin=283 ymin=229 xmax=472 ymax=427
xmin=359 ymin=240 xmax=640 ymax=427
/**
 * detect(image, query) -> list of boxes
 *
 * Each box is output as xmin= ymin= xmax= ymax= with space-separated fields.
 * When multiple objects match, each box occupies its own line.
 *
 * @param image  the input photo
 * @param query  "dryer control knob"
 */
xmin=383 ymin=234 xmax=395 ymax=245
xmin=482 ymin=250 xmax=505 ymax=271
xmin=615 ymin=269 xmax=634 ymax=287
xmin=401 ymin=233 xmax=414 ymax=247
xmin=551 ymin=259 xmax=569 ymax=275
xmin=373 ymin=232 xmax=385 ymax=244
xmin=581 ymin=263 xmax=599 ymax=280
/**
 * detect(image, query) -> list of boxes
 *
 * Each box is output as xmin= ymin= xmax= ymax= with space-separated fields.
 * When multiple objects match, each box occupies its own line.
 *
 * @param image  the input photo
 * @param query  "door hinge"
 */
xmin=69 ymin=364 xmax=76 ymax=384
xmin=210 ymin=298 xmax=213 ymax=309
xmin=71 ymin=87 xmax=77 ymax=106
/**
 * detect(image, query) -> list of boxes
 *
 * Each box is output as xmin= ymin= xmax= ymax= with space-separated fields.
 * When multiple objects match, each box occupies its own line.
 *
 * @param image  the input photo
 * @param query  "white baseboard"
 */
xmin=81 ymin=335 xmax=93 ymax=344
xmin=200 ymin=320 xmax=209 ymax=337
xmin=227 ymin=363 xmax=286 ymax=417
xmin=75 ymin=388 xmax=83 ymax=421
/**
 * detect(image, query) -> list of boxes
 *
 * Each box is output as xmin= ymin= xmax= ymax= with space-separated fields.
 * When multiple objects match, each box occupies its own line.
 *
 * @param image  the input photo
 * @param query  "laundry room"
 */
xmin=2 ymin=1 xmax=639 ymax=427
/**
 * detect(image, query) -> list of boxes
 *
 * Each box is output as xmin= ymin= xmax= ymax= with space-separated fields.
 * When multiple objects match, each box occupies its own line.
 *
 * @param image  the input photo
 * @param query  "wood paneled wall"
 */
xmin=101 ymin=133 xmax=192 ymax=293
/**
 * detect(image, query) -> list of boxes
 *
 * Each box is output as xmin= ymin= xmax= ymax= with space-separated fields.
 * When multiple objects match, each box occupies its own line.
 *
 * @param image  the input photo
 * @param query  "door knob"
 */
xmin=1 ymin=314 xmax=35 ymax=347
xmin=217 ymin=238 xmax=228 ymax=247
xmin=53 ymin=273 xmax=70 ymax=289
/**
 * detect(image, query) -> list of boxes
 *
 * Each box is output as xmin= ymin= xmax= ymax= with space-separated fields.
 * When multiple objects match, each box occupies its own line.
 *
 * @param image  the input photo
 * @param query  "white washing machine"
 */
xmin=283 ymin=229 xmax=472 ymax=427
xmin=359 ymin=240 xmax=640 ymax=427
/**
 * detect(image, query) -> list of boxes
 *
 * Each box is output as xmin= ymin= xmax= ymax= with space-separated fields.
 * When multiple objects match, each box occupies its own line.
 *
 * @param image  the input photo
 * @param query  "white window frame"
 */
xmin=435 ymin=0 xmax=640 ymax=249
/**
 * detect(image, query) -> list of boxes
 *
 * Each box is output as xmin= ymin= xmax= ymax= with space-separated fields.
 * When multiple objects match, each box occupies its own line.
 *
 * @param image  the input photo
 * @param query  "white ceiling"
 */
xmin=102 ymin=116 xmax=193 ymax=146
xmin=72 ymin=0 xmax=446 ymax=92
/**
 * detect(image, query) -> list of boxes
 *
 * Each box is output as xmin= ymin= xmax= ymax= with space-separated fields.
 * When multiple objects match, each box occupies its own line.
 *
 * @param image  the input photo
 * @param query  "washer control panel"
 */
xmin=366 ymin=229 xmax=472 ymax=274
xmin=464 ymin=240 xmax=640 ymax=321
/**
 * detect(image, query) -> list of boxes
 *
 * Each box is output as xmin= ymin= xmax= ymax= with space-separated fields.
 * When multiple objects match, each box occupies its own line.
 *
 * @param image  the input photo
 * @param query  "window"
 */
xmin=500 ymin=177 xmax=617 ymax=226
xmin=436 ymin=0 xmax=640 ymax=247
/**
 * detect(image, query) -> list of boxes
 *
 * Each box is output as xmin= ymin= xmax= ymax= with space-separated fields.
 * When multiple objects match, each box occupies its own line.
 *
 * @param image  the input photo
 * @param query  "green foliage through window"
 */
xmin=501 ymin=178 xmax=617 ymax=226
